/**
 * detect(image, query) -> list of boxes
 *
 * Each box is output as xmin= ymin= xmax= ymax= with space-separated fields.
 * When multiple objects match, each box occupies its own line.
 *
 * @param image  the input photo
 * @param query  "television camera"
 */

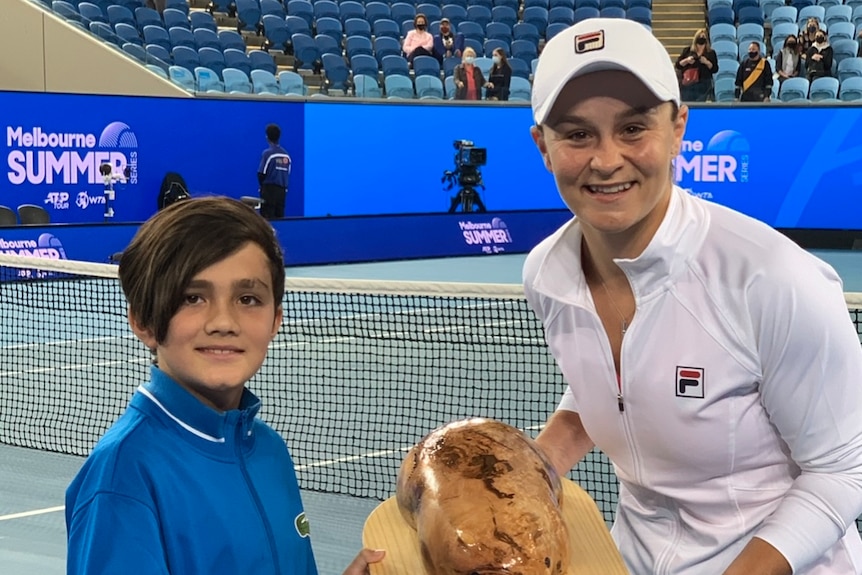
xmin=442 ymin=140 xmax=488 ymax=213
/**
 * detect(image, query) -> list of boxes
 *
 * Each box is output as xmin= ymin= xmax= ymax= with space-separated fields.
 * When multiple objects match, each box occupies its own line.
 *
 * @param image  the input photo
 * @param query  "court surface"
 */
xmin=1 ymin=249 xmax=859 ymax=575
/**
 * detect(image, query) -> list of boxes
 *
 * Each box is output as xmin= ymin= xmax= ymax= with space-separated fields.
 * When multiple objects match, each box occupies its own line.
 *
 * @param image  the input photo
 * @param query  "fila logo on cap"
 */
xmin=574 ymin=30 xmax=605 ymax=54
xmin=676 ymin=366 xmax=705 ymax=399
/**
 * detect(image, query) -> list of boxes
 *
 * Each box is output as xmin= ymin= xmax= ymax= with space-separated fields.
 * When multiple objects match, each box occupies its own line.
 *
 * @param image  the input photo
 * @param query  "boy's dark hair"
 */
xmin=266 ymin=124 xmax=281 ymax=144
xmin=119 ymin=196 xmax=285 ymax=344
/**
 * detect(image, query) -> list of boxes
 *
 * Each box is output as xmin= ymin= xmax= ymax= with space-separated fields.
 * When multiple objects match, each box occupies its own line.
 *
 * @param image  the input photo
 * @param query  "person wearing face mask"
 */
xmin=453 ymin=47 xmax=488 ymax=100
xmin=485 ymin=48 xmax=512 ymax=101
xmin=798 ymin=17 xmax=821 ymax=59
xmin=674 ymin=28 xmax=719 ymax=102
xmin=433 ymin=17 xmax=465 ymax=64
xmin=735 ymin=41 xmax=773 ymax=102
xmin=402 ymin=13 xmax=435 ymax=65
xmin=806 ymin=31 xmax=833 ymax=81
xmin=775 ymin=34 xmax=804 ymax=86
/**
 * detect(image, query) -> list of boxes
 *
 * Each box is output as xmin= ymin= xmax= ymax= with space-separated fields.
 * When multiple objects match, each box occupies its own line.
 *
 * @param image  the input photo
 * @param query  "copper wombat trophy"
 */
xmin=395 ymin=417 xmax=569 ymax=575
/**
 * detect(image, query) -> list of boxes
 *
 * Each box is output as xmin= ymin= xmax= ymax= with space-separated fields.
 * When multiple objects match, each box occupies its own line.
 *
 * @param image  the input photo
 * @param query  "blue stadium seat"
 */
xmin=712 ymin=39 xmax=739 ymax=60
xmin=715 ymin=58 xmax=739 ymax=82
xmin=464 ymin=37 xmax=482 ymax=54
xmin=466 ymin=5 xmax=492 ymax=28
xmin=548 ymin=6 xmax=575 ymax=25
xmin=146 ymin=43 xmax=172 ymax=66
xmin=771 ymin=21 xmax=800 ymax=46
xmin=577 ymin=0 xmax=600 ymax=8
xmin=322 ymin=53 xmax=350 ymax=92
xmin=165 ymin=0 xmax=188 ymax=14
xmin=313 ymin=0 xmax=339 ymax=20
xmin=600 ymin=6 xmax=626 ymax=17
xmin=832 ymin=39 xmax=860 ymax=67
xmin=416 ymin=75 xmax=445 ymax=98
xmin=260 ymin=0 xmax=285 ymax=18
xmin=818 ymin=0 xmax=841 ymax=8
xmin=198 ymin=46 xmax=226 ymax=78
xmin=573 ymin=6 xmax=600 ymax=22
xmin=513 ymin=22 xmax=540 ymax=44
xmin=372 ymin=19 xmax=401 ymax=40
xmin=351 ymin=53 xmax=380 ymax=77
xmin=346 ymin=35 xmax=374 ymax=58
xmin=442 ymin=55 xmax=460 ymax=76
xmin=250 ymin=69 xmax=280 ymax=94
xmin=168 ymin=64 xmax=196 ymax=90
xmin=385 ymin=74 xmax=415 ymax=98
xmin=525 ymin=0 xmax=548 ymax=8
xmin=495 ymin=0 xmax=519 ymax=10
xmin=218 ymin=29 xmax=246 ymax=52
xmin=797 ymin=4 xmax=825 ymax=24
xmin=443 ymin=4 xmax=469 ymax=27
xmin=734 ymin=0 xmax=759 ymax=12
xmin=713 ymin=77 xmax=736 ymax=101
xmin=708 ymin=0 xmax=732 ymax=7
xmin=508 ymin=76 xmax=531 ymax=100
xmin=549 ymin=0 xmax=574 ymax=7
xmin=444 ymin=74 xmax=456 ymax=98
xmin=195 ymin=66 xmax=224 ymax=92
xmin=169 ymin=26 xmax=196 ymax=49
xmin=365 ymin=2 xmax=392 ymax=24
xmin=292 ymin=33 xmax=321 ymax=71
xmin=545 ymin=22 xmax=569 ymax=38
xmin=708 ymin=6 xmax=734 ymax=25
xmin=163 ymin=8 xmax=189 ymax=30
xmin=287 ymin=0 xmax=313 ymax=27
xmin=459 ymin=21 xmax=485 ymax=42
xmin=770 ymin=5 xmax=798 ymax=25
xmin=509 ymin=56 xmax=530 ymax=79
xmin=391 ymin=3 xmax=417 ymax=26
xmin=829 ymin=21 xmax=856 ymax=41
xmin=737 ymin=23 xmax=765 ymax=46
xmin=354 ymin=74 xmax=382 ymax=97
xmin=89 ymin=21 xmax=123 ymax=45
xmin=78 ymin=2 xmax=107 ymax=24
xmin=146 ymin=63 xmax=169 ymax=77
xmin=340 ymin=1 xmax=366 ymax=24
xmin=135 ymin=7 xmax=162 ymax=32
xmin=808 ymin=76 xmax=840 ymax=99
xmin=235 ymin=0 xmax=262 ymax=31
xmin=382 ymin=54 xmax=410 ymax=77
xmin=474 ymin=55 xmax=493 ymax=76
xmin=344 ymin=18 xmax=372 ymax=39
xmin=854 ymin=5 xmax=862 ymax=27
xmin=416 ymin=3 xmax=443 ymax=22
xmin=738 ymin=6 xmax=764 ymax=25
xmin=779 ymin=76 xmax=810 ymax=100
xmin=413 ymin=54 xmax=441 ymax=76
xmin=114 ymin=22 xmax=142 ymax=46
xmin=521 ymin=6 xmax=549 ymax=34
xmin=511 ymin=39 xmax=538 ymax=61
xmin=264 ymin=15 xmax=292 ymax=51
xmin=143 ymin=25 xmax=171 ymax=51
xmin=825 ymin=4 xmax=852 ymax=26
xmin=315 ymin=34 xmax=342 ymax=57
xmin=224 ymin=48 xmax=253 ymax=77
xmin=710 ymin=23 xmax=736 ymax=43
xmin=837 ymin=57 xmax=862 ymax=82
xmin=626 ymin=6 xmax=651 ymax=25
xmin=193 ymin=27 xmax=221 ymax=50
xmin=122 ymin=41 xmax=147 ymax=62
xmin=316 ymin=17 xmax=343 ymax=44
xmin=484 ymin=38 xmax=509 ymax=57
xmin=374 ymin=36 xmax=403 ymax=65
xmin=486 ymin=22 xmax=512 ymax=42
xmin=491 ymin=5 xmax=518 ymax=27
xmin=761 ymin=0 xmax=784 ymax=22
xmin=628 ymin=0 xmax=651 ymax=7
xmin=839 ymin=76 xmax=862 ymax=100
xmin=118 ymin=0 xmax=145 ymax=11
xmin=278 ymin=70 xmax=308 ymax=95
xmin=223 ymin=67 xmax=253 ymax=93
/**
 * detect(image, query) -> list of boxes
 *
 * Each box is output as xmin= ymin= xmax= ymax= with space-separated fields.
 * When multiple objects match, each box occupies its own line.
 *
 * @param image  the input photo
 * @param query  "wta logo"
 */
xmin=0 ymin=233 xmax=67 ymax=259
xmin=6 ymin=121 xmax=139 ymax=186
xmin=675 ymin=130 xmax=750 ymax=184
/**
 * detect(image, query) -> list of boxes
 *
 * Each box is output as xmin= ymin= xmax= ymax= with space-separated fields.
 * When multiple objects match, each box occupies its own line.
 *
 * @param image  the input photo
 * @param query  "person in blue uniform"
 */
xmin=258 ymin=123 xmax=291 ymax=220
xmin=66 ymin=196 xmax=384 ymax=575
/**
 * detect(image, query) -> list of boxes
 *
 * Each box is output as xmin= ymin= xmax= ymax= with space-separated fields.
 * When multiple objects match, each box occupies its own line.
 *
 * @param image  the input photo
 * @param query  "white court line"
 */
xmin=0 ymin=505 xmax=65 ymax=521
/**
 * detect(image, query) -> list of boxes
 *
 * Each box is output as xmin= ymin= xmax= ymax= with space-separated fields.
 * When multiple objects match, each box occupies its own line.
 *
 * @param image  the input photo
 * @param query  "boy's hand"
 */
xmin=342 ymin=548 xmax=386 ymax=575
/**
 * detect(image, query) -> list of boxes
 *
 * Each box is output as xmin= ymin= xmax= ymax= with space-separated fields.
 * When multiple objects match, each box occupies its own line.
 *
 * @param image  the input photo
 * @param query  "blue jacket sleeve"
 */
xmin=454 ymin=33 xmax=465 ymax=54
xmin=67 ymin=492 xmax=169 ymax=575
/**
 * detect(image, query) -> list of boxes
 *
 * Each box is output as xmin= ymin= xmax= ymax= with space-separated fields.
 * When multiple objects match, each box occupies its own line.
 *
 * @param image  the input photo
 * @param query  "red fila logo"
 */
xmin=574 ymin=30 xmax=605 ymax=54
xmin=676 ymin=366 xmax=704 ymax=398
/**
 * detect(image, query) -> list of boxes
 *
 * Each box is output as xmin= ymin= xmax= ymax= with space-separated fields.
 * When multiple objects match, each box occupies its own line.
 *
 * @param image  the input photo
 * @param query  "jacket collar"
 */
xmin=133 ymin=366 xmax=262 ymax=444
xmin=531 ymin=186 xmax=708 ymax=305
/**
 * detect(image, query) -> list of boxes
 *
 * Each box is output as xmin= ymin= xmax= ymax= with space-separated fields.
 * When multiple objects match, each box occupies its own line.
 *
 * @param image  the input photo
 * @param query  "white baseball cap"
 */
xmin=531 ymin=18 xmax=680 ymax=125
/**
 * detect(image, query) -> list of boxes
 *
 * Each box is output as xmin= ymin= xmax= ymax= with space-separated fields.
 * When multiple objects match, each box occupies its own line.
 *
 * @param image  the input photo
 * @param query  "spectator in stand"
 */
xmin=798 ymin=17 xmax=822 ymax=59
xmin=735 ymin=41 xmax=773 ymax=102
xmin=485 ymin=47 xmax=512 ymax=100
xmin=402 ymin=13 xmax=435 ymax=65
xmin=806 ymin=30 xmax=834 ymax=81
xmin=775 ymin=34 xmax=804 ymax=86
xmin=433 ymin=17 xmax=465 ymax=63
xmin=453 ymin=47 xmax=489 ymax=100
xmin=675 ymin=28 xmax=719 ymax=102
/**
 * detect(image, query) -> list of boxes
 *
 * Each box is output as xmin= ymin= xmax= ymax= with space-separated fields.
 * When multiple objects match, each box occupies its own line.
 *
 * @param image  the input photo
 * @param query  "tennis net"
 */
xmin=2 ymin=253 xmax=861 ymax=529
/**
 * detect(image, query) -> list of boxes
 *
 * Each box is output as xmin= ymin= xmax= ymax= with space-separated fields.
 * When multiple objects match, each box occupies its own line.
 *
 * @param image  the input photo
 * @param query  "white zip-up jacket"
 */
xmin=523 ymin=186 xmax=862 ymax=574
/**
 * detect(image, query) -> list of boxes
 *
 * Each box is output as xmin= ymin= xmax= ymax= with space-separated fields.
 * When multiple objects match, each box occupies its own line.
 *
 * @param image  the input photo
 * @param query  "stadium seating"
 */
xmin=779 ymin=77 xmax=811 ymax=101
xmin=416 ymin=75 xmax=445 ymax=99
xmin=195 ymin=66 xmax=225 ymax=92
xmin=250 ymin=69 xmax=280 ymax=94
xmin=839 ymin=76 xmax=862 ymax=100
xmin=223 ymin=68 xmax=253 ymax=93
xmin=838 ymin=57 xmax=862 ymax=82
xmin=354 ymin=74 xmax=383 ymax=98
xmin=508 ymin=76 xmax=532 ymax=100
xmin=278 ymin=70 xmax=308 ymax=95
xmin=385 ymin=75 xmax=415 ymax=99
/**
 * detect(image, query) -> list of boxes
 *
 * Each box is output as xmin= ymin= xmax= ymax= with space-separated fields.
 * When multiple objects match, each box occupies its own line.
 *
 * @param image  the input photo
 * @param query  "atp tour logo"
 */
xmin=6 ymin=121 xmax=139 ymax=186
xmin=675 ymin=130 xmax=750 ymax=184
xmin=459 ymin=218 xmax=512 ymax=254
xmin=0 ymin=233 xmax=67 ymax=259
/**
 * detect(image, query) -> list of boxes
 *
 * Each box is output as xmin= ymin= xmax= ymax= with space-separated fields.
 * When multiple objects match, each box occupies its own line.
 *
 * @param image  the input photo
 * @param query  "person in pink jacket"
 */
xmin=402 ymin=13 xmax=434 ymax=65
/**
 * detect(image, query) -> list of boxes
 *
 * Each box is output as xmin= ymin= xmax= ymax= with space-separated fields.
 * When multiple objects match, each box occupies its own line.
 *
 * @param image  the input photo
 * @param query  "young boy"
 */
xmin=66 ymin=197 xmax=383 ymax=574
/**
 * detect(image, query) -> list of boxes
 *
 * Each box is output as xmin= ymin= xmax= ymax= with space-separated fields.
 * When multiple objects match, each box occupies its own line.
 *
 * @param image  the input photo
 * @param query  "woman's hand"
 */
xmin=342 ymin=549 xmax=386 ymax=575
